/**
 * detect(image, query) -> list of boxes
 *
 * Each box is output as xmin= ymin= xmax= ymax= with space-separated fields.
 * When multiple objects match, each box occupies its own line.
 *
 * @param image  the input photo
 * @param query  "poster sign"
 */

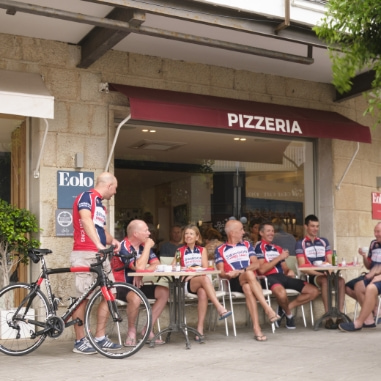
xmin=55 ymin=209 xmax=73 ymax=236
xmin=57 ymin=171 xmax=94 ymax=208
xmin=372 ymin=192 xmax=381 ymax=219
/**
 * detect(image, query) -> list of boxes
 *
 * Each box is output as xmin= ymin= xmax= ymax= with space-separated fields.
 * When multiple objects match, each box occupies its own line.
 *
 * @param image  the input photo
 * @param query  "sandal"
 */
xmin=254 ymin=335 xmax=267 ymax=342
xmin=194 ymin=335 xmax=205 ymax=343
xmin=219 ymin=310 xmax=232 ymax=320
xmin=124 ymin=335 xmax=137 ymax=347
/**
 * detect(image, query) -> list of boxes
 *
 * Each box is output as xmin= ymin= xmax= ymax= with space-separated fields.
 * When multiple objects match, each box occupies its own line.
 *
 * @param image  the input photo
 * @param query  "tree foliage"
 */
xmin=314 ymin=0 xmax=381 ymax=119
xmin=0 ymin=199 xmax=41 ymax=289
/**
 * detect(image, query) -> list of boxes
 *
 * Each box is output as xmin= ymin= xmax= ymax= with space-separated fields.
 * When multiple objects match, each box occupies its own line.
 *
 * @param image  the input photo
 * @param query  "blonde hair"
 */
xmin=182 ymin=224 xmax=203 ymax=246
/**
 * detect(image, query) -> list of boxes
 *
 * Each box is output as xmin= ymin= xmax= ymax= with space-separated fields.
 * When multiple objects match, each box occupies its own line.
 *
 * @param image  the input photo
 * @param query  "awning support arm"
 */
xmin=33 ymin=118 xmax=49 ymax=179
xmin=336 ymin=142 xmax=360 ymax=190
xmin=105 ymin=114 xmax=131 ymax=172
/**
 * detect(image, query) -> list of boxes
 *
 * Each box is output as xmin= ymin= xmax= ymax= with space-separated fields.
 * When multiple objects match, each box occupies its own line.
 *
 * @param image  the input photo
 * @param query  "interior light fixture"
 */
xmin=234 ymin=137 xmax=246 ymax=141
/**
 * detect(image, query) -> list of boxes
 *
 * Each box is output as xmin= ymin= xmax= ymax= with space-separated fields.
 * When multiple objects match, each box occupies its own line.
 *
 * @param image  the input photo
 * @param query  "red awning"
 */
xmin=109 ymin=84 xmax=371 ymax=143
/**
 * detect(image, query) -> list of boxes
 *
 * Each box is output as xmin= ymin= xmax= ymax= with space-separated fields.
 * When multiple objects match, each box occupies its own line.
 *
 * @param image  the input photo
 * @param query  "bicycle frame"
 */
xmin=16 ymin=252 xmax=119 ymax=337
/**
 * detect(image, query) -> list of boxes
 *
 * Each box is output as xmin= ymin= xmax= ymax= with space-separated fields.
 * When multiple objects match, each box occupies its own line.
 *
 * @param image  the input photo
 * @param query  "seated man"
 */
xmin=345 ymin=222 xmax=381 ymax=324
xmin=255 ymin=222 xmax=319 ymax=329
xmin=215 ymin=220 xmax=280 ymax=342
xmin=339 ymin=264 xmax=381 ymax=332
xmin=111 ymin=219 xmax=169 ymax=346
xmin=158 ymin=224 xmax=182 ymax=259
xmin=296 ymin=214 xmax=345 ymax=329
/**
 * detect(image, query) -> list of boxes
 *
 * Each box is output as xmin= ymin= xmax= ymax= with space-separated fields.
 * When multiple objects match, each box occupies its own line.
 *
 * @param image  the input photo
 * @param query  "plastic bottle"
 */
xmin=175 ymin=249 xmax=181 ymax=271
xmin=332 ymin=250 xmax=337 ymax=266
xmin=341 ymin=257 xmax=346 ymax=266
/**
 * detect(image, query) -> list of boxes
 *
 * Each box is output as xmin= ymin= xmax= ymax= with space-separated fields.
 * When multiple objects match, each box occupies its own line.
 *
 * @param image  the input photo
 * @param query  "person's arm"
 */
xmin=358 ymin=248 xmax=372 ymax=270
xmin=134 ymin=238 xmax=155 ymax=270
xmin=79 ymin=209 xmax=105 ymax=250
xmin=201 ymin=248 xmax=209 ymax=268
xmin=257 ymin=249 xmax=289 ymax=275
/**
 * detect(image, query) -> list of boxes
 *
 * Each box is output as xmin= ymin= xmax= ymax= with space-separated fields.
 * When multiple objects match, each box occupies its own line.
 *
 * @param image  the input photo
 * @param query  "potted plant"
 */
xmin=0 ymin=199 xmax=40 ymax=309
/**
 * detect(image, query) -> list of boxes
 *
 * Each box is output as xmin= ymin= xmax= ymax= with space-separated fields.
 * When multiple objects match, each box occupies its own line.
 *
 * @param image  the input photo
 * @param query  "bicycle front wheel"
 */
xmin=0 ymin=283 xmax=49 ymax=356
xmin=84 ymin=282 xmax=152 ymax=359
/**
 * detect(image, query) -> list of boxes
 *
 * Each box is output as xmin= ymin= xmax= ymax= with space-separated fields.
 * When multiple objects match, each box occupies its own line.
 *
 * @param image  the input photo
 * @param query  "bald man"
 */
xmin=71 ymin=171 xmax=121 ymax=354
xmin=112 ymin=219 xmax=169 ymax=346
xmin=215 ymin=220 xmax=280 ymax=342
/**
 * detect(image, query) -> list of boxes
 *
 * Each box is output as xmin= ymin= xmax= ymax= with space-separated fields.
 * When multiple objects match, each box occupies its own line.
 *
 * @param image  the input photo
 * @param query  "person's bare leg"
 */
xmin=354 ymin=281 xmax=373 ymax=322
xmin=240 ymin=272 xmax=278 ymax=321
xmin=190 ymin=276 xmax=228 ymax=316
xmin=271 ymin=286 xmax=290 ymax=315
xmin=352 ymin=284 xmax=378 ymax=328
xmin=73 ymin=300 xmax=88 ymax=340
xmin=145 ymin=286 xmax=169 ymax=340
xmin=242 ymin=284 xmax=266 ymax=340
xmin=195 ymin=288 xmax=208 ymax=336
xmin=288 ymin=284 xmax=319 ymax=311
xmin=95 ymin=298 xmax=110 ymax=337
xmin=317 ymin=276 xmax=329 ymax=312
xmin=126 ymin=291 xmax=141 ymax=343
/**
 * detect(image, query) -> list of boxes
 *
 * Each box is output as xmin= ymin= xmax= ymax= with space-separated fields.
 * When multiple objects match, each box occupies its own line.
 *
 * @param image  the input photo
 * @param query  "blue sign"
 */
xmin=57 ymin=171 xmax=94 ymax=208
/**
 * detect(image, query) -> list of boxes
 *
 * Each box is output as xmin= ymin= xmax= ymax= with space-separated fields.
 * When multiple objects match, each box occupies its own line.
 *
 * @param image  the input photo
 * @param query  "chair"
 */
xmin=184 ymin=273 xmax=230 ymax=336
xmin=217 ymin=277 xmax=275 ymax=336
xmin=262 ymin=258 xmax=308 ymax=328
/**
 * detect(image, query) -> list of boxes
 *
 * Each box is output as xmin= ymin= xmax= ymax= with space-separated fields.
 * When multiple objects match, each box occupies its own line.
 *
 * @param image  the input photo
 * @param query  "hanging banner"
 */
xmin=372 ymin=192 xmax=381 ymax=219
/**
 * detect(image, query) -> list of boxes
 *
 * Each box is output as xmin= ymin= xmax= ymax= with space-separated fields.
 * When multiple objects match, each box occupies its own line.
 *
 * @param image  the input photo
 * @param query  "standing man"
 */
xmin=255 ymin=222 xmax=319 ymax=329
xmin=111 ymin=219 xmax=169 ymax=346
xmin=71 ymin=172 xmax=121 ymax=354
xmin=296 ymin=214 xmax=346 ymax=329
xmin=215 ymin=220 xmax=280 ymax=342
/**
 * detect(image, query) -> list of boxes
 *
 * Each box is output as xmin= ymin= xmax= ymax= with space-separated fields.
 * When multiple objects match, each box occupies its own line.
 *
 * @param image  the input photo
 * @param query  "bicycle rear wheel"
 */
xmin=85 ymin=282 xmax=152 ymax=359
xmin=0 ymin=283 xmax=49 ymax=356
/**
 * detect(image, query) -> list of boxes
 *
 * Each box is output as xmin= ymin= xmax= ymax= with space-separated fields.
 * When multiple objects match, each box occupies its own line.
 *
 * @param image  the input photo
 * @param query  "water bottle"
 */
xmin=175 ymin=249 xmax=181 ymax=271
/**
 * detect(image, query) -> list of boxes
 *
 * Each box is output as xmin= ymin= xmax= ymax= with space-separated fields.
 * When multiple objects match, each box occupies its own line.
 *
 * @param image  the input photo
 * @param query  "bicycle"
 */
xmin=0 ymin=246 xmax=152 ymax=359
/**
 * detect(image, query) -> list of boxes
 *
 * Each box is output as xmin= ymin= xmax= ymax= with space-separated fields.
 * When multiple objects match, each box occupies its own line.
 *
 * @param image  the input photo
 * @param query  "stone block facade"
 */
xmin=1 ymin=32 xmax=379 ymax=336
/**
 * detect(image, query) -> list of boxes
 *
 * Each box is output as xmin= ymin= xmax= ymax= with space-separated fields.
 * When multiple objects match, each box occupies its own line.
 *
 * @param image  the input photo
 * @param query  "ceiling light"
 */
xmin=149 ymin=130 xmax=156 ymax=133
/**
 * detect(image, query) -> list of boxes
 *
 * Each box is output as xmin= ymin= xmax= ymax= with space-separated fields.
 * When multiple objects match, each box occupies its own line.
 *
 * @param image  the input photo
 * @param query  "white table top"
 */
xmin=298 ymin=264 xmax=361 ymax=272
xmin=128 ymin=269 xmax=221 ymax=277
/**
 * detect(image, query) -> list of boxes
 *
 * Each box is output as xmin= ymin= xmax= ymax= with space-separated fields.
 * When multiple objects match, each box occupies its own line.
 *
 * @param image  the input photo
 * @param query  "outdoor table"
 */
xmin=298 ymin=263 xmax=360 ymax=330
xmin=128 ymin=269 xmax=220 ymax=349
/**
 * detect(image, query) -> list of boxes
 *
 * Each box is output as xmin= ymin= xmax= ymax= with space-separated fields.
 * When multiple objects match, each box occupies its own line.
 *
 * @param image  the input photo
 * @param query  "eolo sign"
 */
xmin=57 ymin=171 xmax=94 ymax=208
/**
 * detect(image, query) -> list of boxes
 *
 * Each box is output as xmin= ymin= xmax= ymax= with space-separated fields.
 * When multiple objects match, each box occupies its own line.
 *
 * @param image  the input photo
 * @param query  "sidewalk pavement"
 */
xmin=0 ymin=323 xmax=379 ymax=381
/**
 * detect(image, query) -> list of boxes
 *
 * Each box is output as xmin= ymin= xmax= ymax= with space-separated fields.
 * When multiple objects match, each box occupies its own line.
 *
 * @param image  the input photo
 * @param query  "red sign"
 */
xmin=110 ymin=84 xmax=372 ymax=143
xmin=372 ymin=192 xmax=381 ymax=219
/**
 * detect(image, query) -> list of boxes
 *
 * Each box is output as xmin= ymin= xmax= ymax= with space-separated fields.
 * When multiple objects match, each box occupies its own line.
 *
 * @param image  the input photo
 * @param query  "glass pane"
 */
xmin=115 ymin=126 xmax=314 ymax=245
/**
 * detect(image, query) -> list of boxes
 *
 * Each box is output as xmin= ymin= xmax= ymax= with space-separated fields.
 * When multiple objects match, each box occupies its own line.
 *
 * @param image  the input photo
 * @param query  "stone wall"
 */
xmin=0 ymin=32 xmax=377 ymax=335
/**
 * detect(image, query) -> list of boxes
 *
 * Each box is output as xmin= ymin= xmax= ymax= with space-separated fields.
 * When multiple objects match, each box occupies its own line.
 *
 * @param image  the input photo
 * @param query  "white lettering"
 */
xmin=58 ymin=172 xmax=94 ymax=187
xmin=227 ymin=113 xmax=238 ymax=127
xmin=244 ymin=115 xmax=254 ymax=128
xmin=275 ymin=118 xmax=286 ymax=132
xmin=226 ymin=113 xmax=303 ymax=135
xmin=254 ymin=116 xmax=265 ymax=130
xmin=265 ymin=117 xmax=275 ymax=131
